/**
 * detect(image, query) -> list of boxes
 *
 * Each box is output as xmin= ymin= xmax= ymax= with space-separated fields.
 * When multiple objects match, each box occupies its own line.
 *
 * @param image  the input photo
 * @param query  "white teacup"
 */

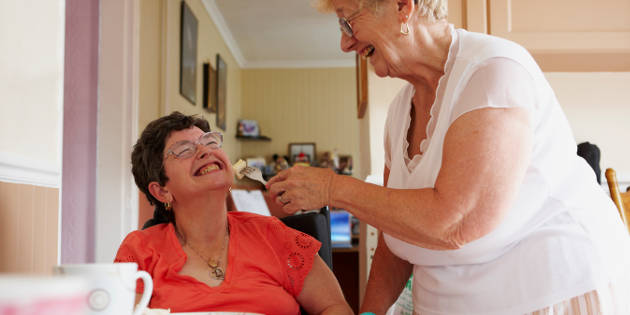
xmin=54 ymin=263 xmax=153 ymax=315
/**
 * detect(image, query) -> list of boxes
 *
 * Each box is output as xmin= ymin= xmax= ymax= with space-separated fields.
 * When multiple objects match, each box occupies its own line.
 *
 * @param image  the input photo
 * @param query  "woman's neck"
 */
xmin=400 ymin=19 xmax=452 ymax=93
xmin=173 ymin=191 xmax=229 ymax=250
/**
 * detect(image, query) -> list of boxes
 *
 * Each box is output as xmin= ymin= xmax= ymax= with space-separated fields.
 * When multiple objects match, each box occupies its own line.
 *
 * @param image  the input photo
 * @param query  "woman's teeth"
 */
xmin=199 ymin=164 xmax=219 ymax=175
xmin=362 ymin=45 xmax=375 ymax=58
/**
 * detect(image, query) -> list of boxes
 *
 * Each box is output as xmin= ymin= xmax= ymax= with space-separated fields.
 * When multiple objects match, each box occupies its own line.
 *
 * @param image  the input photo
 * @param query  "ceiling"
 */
xmin=202 ymin=0 xmax=354 ymax=68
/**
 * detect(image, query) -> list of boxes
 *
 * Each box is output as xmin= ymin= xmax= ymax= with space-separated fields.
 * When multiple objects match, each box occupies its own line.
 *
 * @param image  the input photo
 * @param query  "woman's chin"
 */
xmin=369 ymin=58 xmax=389 ymax=77
xmin=196 ymin=177 xmax=233 ymax=195
xmin=372 ymin=65 xmax=389 ymax=78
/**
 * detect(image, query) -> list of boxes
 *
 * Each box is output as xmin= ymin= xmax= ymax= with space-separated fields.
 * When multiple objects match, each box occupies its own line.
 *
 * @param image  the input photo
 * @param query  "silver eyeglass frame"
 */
xmin=164 ymin=131 xmax=223 ymax=160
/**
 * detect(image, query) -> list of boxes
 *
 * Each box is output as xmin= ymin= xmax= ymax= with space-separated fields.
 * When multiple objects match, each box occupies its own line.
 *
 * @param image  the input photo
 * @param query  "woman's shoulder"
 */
xmin=229 ymin=211 xmax=281 ymax=228
xmin=122 ymin=223 xmax=171 ymax=246
xmin=229 ymin=211 xmax=299 ymax=239
xmin=455 ymin=29 xmax=536 ymax=69
xmin=115 ymin=223 xmax=173 ymax=264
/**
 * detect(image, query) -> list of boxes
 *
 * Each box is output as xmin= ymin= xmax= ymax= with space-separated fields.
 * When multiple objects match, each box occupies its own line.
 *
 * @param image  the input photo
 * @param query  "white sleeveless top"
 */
xmin=383 ymin=27 xmax=630 ymax=314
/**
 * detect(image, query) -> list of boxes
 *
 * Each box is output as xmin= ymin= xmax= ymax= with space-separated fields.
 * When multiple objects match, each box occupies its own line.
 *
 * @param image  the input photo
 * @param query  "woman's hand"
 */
xmin=266 ymin=165 xmax=336 ymax=214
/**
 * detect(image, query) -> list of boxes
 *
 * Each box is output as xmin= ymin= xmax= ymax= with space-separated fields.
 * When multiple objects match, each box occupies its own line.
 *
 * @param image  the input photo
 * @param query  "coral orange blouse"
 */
xmin=114 ymin=211 xmax=320 ymax=314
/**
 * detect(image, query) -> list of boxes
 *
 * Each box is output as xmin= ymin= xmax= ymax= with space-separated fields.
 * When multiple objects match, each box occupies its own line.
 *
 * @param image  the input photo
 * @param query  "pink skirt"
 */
xmin=525 ymin=281 xmax=630 ymax=315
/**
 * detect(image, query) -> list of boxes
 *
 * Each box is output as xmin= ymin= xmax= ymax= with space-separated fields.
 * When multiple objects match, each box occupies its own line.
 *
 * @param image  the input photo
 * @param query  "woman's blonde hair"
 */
xmin=314 ymin=0 xmax=448 ymax=21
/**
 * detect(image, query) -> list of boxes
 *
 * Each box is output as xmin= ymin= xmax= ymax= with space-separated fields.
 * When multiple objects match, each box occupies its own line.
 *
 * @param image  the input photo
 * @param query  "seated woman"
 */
xmin=115 ymin=112 xmax=351 ymax=314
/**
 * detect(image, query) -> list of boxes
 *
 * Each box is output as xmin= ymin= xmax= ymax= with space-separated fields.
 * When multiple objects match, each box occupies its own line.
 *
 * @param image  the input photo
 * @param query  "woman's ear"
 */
xmin=397 ymin=0 xmax=414 ymax=20
xmin=148 ymin=182 xmax=172 ymax=204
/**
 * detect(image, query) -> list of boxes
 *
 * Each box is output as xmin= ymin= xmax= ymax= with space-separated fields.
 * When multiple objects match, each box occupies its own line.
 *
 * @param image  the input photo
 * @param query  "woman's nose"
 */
xmin=196 ymin=144 xmax=212 ymax=160
xmin=340 ymin=33 xmax=356 ymax=53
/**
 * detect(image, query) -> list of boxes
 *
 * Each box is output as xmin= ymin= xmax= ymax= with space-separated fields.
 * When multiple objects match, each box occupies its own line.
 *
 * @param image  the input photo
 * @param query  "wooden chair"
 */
xmin=605 ymin=168 xmax=630 ymax=233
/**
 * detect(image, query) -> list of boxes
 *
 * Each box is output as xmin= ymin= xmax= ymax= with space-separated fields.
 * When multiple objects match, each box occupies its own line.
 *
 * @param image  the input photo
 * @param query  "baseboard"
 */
xmin=0 ymin=152 xmax=60 ymax=188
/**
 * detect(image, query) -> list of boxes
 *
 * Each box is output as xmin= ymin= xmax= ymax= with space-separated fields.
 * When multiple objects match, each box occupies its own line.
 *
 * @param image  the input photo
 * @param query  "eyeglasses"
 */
xmin=339 ymin=8 xmax=362 ymax=37
xmin=164 ymin=131 xmax=223 ymax=160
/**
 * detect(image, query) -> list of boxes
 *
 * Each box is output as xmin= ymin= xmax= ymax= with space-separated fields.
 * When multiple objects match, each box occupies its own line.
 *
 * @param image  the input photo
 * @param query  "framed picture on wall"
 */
xmin=202 ymin=62 xmax=217 ymax=112
xmin=288 ymin=143 xmax=316 ymax=165
xmin=216 ymin=54 xmax=227 ymax=130
xmin=179 ymin=1 xmax=198 ymax=105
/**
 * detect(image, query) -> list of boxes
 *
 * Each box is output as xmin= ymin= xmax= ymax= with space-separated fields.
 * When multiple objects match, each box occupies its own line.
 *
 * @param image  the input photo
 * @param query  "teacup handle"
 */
xmin=133 ymin=270 xmax=153 ymax=315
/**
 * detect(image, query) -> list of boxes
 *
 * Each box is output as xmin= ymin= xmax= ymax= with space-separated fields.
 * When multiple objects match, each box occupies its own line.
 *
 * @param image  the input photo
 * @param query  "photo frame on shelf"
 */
xmin=288 ymin=143 xmax=316 ymax=165
xmin=237 ymin=119 xmax=260 ymax=137
xmin=179 ymin=1 xmax=198 ymax=105
xmin=216 ymin=53 xmax=227 ymax=130
xmin=202 ymin=62 xmax=216 ymax=112
xmin=356 ymin=53 xmax=368 ymax=118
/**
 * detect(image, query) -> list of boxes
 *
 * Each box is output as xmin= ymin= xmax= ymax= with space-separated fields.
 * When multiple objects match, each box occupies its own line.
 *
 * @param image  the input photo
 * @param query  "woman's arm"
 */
xmin=297 ymin=255 xmax=353 ymax=315
xmin=360 ymin=167 xmax=412 ymax=314
xmin=269 ymin=107 xmax=532 ymax=249
xmin=360 ymin=231 xmax=413 ymax=314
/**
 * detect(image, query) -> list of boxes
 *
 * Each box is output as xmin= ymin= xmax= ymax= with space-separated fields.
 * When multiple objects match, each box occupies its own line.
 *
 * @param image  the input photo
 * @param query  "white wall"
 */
xmin=0 ymin=0 xmax=65 ymax=187
xmin=367 ymin=64 xmax=406 ymax=179
xmin=546 ymin=72 xmax=630 ymax=180
xmin=366 ymin=70 xmax=630 ymax=182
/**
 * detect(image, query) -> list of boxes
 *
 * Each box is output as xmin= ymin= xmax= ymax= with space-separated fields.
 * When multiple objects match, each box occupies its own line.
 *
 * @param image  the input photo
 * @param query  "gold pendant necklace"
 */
xmin=207 ymin=260 xmax=224 ymax=279
xmin=176 ymin=223 xmax=229 ymax=280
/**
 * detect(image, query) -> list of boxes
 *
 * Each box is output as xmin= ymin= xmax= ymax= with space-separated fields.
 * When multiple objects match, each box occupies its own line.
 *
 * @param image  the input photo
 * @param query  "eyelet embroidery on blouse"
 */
xmin=287 ymin=252 xmax=305 ymax=270
xmin=295 ymin=233 xmax=313 ymax=249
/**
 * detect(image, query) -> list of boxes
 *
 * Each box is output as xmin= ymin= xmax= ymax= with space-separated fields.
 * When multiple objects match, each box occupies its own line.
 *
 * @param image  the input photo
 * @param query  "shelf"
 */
xmin=235 ymin=135 xmax=271 ymax=141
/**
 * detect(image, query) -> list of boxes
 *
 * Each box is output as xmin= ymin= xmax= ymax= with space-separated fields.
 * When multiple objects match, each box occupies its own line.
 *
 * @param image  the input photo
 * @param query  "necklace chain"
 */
xmin=176 ymin=223 xmax=230 ymax=280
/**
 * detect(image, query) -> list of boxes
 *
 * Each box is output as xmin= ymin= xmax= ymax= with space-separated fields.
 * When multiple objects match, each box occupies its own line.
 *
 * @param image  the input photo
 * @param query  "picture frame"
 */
xmin=288 ymin=143 xmax=316 ymax=165
xmin=237 ymin=119 xmax=260 ymax=137
xmin=356 ymin=54 xmax=368 ymax=119
xmin=179 ymin=1 xmax=198 ymax=105
xmin=202 ymin=62 xmax=216 ymax=112
xmin=216 ymin=54 xmax=227 ymax=130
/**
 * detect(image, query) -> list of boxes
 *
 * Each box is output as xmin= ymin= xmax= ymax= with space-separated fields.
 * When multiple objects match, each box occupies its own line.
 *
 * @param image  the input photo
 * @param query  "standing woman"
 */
xmin=267 ymin=0 xmax=630 ymax=314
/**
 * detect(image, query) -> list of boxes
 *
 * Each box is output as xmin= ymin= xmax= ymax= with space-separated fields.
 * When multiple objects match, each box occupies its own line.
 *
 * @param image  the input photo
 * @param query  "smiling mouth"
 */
xmin=361 ymin=45 xmax=375 ymax=58
xmin=196 ymin=163 xmax=221 ymax=176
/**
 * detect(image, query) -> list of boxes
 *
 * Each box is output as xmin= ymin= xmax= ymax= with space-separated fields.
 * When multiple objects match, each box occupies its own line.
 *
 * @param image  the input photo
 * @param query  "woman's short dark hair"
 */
xmin=132 ymin=111 xmax=210 ymax=228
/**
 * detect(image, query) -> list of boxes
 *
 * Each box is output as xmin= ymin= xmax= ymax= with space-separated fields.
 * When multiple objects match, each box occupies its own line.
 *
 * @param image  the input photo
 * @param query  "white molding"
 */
xmin=201 ymin=0 xmax=246 ymax=68
xmin=0 ymin=152 xmax=60 ymax=188
xmin=244 ymin=59 xmax=355 ymax=69
xmin=95 ymin=0 xmax=139 ymax=262
xmin=56 ymin=0 xmax=66 ymax=265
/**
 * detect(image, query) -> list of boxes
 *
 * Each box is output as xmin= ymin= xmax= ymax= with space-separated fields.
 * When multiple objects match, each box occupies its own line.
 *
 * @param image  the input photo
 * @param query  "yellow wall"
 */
xmin=138 ymin=0 xmax=163 ymax=130
xmin=139 ymin=0 xmax=242 ymax=160
xmin=241 ymin=68 xmax=362 ymax=178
